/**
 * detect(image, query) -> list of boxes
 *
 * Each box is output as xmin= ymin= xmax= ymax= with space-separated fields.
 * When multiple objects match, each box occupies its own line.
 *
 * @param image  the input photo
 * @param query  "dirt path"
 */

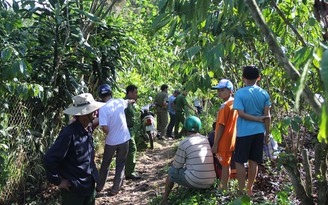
xmin=95 ymin=139 xmax=177 ymax=205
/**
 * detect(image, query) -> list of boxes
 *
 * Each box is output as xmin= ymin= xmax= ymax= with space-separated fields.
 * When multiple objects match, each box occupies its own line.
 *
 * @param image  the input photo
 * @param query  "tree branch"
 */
xmin=244 ymin=0 xmax=322 ymax=115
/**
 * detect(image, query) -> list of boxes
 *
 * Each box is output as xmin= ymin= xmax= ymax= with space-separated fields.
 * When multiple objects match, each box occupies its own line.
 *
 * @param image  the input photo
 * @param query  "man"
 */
xmin=161 ymin=116 xmax=216 ymax=205
xmin=124 ymin=84 xmax=141 ymax=180
xmin=96 ymin=84 xmax=135 ymax=196
xmin=233 ymin=66 xmax=271 ymax=196
xmin=166 ymin=90 xmax=180 ymax=138
xmin=43 ymin=93 xmax=105 ymax=205
xmin=174 ymin=88 xmax=197 ymax=139
xmin=154 ymin=84 xmax=169 ymax=139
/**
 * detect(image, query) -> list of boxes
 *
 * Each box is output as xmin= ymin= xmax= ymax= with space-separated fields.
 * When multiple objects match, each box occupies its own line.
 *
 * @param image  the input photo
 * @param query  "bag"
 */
xmin=263 ymin=134 xmax=279 ymax=160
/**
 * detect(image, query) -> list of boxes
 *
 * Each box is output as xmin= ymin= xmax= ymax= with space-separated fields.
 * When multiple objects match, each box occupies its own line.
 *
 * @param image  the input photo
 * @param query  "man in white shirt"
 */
xmin=96 ymin=84 xmax=135 ymax=196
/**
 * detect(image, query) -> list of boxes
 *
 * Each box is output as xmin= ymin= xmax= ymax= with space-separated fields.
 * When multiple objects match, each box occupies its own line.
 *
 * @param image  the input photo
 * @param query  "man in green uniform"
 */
xmin=174 ymin=88 xmax=197 ymax=139
xmin=124 ymin=85 xmax=141 ymax=180
xmin=155 ymin=84 xmax=169 ymax=139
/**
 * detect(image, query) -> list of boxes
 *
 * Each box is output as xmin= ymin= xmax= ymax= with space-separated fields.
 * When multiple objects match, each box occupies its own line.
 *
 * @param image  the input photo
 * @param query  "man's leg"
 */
xmin=125 ymin=129 xmax=138 ymax=178
xmin=157 ymin=112 xmax=163 ymax=136
xmin=166 ymin=113 xmax=176 ymax=137
xmin=246 ymin=160 xmax=258 ymax=196
xmin=161 ymin=175 xmax=174 ymax=205
xmin=112 ymin=140 xmax=129 ymax=194
xmin=235 ymin=162 xmax=246 ymax=195
xmin=96 ymin=144 xmax=116 ymax=192
xmin=221 ymin=166 xmax=230 ymax=190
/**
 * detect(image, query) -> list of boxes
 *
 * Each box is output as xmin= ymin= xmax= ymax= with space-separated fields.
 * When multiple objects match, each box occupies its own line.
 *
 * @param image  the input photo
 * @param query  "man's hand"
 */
xmin=58 ymin=178 xmax=71 ymax=191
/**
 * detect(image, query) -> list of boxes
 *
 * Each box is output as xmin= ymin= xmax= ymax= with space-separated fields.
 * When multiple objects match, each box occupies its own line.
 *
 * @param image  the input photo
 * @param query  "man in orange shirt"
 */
xmin=211 ymin=79 xmax=238 ymax=190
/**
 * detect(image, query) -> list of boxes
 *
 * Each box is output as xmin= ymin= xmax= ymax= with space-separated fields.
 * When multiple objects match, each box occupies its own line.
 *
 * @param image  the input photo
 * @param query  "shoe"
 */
xmin=126 ymin=174 xmax=141 ymax=180
xmin=109 ymin=190 xmax=119 ymax=196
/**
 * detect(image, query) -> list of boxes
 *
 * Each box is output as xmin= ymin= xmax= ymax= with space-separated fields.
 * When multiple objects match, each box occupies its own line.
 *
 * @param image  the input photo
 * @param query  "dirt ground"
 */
xmin=95 ymin=139 xmax=177 ymax=205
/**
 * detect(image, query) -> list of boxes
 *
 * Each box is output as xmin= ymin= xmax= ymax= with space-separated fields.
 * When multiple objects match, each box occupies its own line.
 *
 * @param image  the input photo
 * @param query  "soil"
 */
xmin=95 ymin=139 xmax=177 ymax=205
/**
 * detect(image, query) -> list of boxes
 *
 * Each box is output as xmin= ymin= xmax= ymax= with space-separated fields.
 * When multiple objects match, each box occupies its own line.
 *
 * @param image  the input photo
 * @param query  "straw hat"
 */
xmin=64 ymin=93 xmax=105 ymax=116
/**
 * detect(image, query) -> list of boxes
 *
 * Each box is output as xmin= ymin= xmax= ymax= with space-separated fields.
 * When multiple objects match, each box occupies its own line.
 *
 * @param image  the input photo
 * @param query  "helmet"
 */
xmin=184 ymin=116 xmax=201 ymax=133
xmin=98 ymin=84 xmax=112 ymax=98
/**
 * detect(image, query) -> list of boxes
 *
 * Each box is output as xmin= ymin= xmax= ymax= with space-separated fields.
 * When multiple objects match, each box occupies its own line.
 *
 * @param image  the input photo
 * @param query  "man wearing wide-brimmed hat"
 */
xmin=43 ymin=93 xmax=105 ymax=205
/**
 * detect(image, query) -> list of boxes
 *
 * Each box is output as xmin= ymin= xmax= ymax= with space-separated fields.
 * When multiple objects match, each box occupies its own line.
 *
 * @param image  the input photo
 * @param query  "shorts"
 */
xmin=234 ymin=133 xmax=264 ymax=164
xmin=168 ymin=166 xmax=194 ymax=188
xmin=217 ymin=151 xmax=233 ymax=167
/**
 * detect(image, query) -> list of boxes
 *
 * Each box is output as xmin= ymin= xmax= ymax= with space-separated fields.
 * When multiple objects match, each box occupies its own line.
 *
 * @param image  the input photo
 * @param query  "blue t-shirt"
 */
xmin=168 ymin=95 xmax=176 ymax=114
xmin=233 ymin=85 xmax=271 ymax=137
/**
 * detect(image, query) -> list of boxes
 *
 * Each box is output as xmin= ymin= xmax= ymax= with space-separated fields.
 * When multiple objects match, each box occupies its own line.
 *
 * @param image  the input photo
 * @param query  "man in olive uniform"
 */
xmin=124 ymin=85 xmax=141 ymax=180
xmin=174 ymin=88 xmax=196 ymax=139
xmin=155 ymin=84 xmax=169 ymax=139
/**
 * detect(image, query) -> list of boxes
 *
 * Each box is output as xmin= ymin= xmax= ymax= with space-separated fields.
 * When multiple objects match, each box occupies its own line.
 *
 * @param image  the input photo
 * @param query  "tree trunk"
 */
xmin=315 ymin=143 xmax=328 ymax=205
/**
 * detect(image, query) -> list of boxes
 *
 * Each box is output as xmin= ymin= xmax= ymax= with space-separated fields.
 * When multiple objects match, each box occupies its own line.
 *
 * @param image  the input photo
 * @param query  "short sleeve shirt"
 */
xmin=214 ymin=98 xmax=238 ymax=152
xmin=233 ymin=85 xmax=271 ymax=137
xmin=174 ymin=94 xmax=187 ymax=113
xmin=155 ymin=92 xmax=168 ymax=112
xmin=99 ymin=98 xmax=131 ymax=145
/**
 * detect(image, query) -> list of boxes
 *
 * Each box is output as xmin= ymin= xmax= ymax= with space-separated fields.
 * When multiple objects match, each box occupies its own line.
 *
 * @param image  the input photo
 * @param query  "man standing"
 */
xmin=96 ymin=84 xmax=135 ymax=196
xmin=166 ymin=90 xmax=180 ymax=138
xmin=155 ymin=84 xmax=169 ymax=139
xmin=124 ymin=85 xmax=141 ymax=180
xmin=43 ymin=93 xmax=105 ymax=205
xmin=174 ymin=88 xmax=196 ymax=139
xmin=161 ymin=116 xmax=216 ymax=205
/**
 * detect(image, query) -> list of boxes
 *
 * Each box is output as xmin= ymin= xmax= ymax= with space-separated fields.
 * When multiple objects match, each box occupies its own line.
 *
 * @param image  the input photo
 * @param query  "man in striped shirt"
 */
xmin=161 ymin=116 xmax=216 ymax=204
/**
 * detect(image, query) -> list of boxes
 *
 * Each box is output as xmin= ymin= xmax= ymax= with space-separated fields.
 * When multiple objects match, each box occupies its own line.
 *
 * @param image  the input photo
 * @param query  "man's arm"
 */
xmin=212 ymin=124 xmax=225 ymax=154
xmin=264 ymin=106 xmax=271 ymax=142
xmin=237 ymin=110 xmax=267 ymax=122
xmin=102 ymin=125 xmax=109 ymax=135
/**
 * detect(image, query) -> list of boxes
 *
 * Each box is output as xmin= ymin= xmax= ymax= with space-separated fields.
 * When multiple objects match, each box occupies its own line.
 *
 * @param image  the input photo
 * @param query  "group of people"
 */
xmin=155 ymin=85 xmax=197 ymax=140
xmin=43 ymin=65 xmax=271 ymax=205
xmin=43 ymin=84 xmax=140 ymax=204
xmin=161 ymin=65 xmax=271 ymax=204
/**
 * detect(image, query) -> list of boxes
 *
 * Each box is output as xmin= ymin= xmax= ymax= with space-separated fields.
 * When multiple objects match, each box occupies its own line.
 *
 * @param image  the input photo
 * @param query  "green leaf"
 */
xmin=318 ymin=103 xmax=328 ymax=143
xmin=295 ymin=59 xmax=310 ymax=110
xmin=1 ymin=47 xmax=12 ymax=62
xmin=184 ymin=46 xmax=201 ymax=60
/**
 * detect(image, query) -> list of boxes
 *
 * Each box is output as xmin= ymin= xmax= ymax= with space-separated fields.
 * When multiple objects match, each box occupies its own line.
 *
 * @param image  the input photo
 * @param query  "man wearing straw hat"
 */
xmin=43 ymin=93 xmax=105 ymax=205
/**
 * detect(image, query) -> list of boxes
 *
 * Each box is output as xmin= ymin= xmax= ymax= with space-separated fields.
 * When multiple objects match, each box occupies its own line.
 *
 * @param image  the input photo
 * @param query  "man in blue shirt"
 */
xmin=43 ymin=93 xmax=105 ymax=205
xmin=166 ymin=90 xmax=180 ymax=138
xmin=233 ymin=66 xmax=271 ymax=196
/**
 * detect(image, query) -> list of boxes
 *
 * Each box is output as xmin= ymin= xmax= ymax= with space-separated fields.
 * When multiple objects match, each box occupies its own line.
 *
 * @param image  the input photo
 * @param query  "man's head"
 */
xmin=184 ymin=116 xmax=201 ymax=133
xmin=173 ymin=90 xmax=180 ymax=97
xmin=126 ymin=85 xmax=138 ymax=100
xmin=242 ymin=65 xmax=260 ymax=80
xmin=212 ymin=79 xmax=233 ymax=100
xmin=161 ymin=84 xmax=168 ymax=92
xmin=182 ymin=88 xmax=188 ymax=96
xmin=98 ymin=84 xmax=112 ymax=100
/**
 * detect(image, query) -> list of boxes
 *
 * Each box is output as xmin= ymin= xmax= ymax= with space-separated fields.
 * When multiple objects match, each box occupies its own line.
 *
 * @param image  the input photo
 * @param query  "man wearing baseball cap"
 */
xmin=211 ymin=79 xmax=238 ymax=191
xmin=43 ymin=93 xmax=105 ymax=205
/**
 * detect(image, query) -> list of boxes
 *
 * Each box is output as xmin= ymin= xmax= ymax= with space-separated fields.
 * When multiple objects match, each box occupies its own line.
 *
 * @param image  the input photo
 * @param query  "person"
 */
xmin=211 ymin=79 xmax=238 ymax=190
xmin=155 ymin=84 xmax=169 ymax=139
xmin=96 ymin=84 xmax=135 ymax=196
xmin=161 ymin=116 xmax=216 ymax=205
xmin=173 ymin=88 xmax=197 ymax=139
xmin=233 ymin=65 xmax=271 ymax=196
xmin=124 ymin=84 xmax=141 ymax=180
xmin=43 ymin=93 xmax=105 ymax=205
xmin=166 ymin=90 xmax=180 ymax=138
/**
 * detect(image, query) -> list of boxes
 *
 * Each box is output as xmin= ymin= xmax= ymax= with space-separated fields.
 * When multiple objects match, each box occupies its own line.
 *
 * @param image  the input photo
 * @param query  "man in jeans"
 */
xmin=166 ymin=90 xmax=180 ymax=138
xmin=96 ymin=84 xmax=135 ymax=196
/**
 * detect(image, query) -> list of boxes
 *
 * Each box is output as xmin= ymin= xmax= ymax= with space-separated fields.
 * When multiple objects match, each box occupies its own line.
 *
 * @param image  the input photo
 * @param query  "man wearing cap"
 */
xmin=166 ymin=89 xmax=180 ymax=138
xmin=161 ymin=116 xmax=216 ymax=205
xmin=211 ymin=79 xmax=238 ymax=190
xmin=43 ymin=93 xmax=105 ymax=205
xmin=96 ymin=84 xmax=135 ymax=196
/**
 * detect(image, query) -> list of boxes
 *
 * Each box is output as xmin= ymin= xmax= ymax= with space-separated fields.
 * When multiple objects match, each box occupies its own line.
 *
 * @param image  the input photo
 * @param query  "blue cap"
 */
xmin=212 ymin=79 xmax=233 ymax=91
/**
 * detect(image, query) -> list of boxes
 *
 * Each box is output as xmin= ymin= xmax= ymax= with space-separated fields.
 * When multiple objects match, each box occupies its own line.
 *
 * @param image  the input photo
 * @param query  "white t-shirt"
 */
xmin=99 ymin=98 xmax=131 ymax=145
